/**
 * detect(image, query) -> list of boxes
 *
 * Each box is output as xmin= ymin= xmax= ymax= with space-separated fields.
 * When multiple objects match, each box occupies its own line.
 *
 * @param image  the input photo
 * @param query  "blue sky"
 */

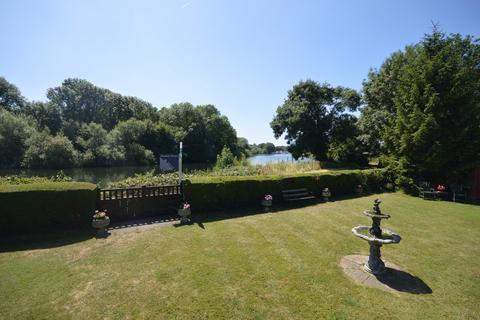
xmin=1 ymin=0 xmax=479 ymax=144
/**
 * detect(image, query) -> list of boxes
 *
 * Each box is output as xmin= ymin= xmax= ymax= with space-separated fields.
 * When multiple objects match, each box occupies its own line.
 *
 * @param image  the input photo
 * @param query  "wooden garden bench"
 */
xmin=282 ymin=188 xmax=316 ymax=202
xmin=418 ymin=182 xmax=437 ymax=200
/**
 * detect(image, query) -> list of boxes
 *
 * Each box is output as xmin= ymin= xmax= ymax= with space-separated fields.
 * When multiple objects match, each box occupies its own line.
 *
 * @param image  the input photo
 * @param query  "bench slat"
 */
xmin=285 ymin=196 xmax=316 ymax=201
xmin=282 ymin=188 xmax=316 ymax=202
xmin=283 ymin=192 xmax=313 ymax=198
xmin=282 ymin=188 xmax=308 ymax=193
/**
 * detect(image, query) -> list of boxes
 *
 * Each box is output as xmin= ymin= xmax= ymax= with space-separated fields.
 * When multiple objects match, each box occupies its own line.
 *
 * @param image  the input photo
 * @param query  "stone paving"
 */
xmin=341 ymin=255 xmax=432 ymax=294
xmin=107 ymin=216 xmax=180 ymax=234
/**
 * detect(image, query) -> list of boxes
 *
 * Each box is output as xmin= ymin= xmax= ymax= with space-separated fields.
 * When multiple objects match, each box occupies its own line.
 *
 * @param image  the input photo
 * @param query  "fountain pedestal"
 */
xmin=351 ymin=199 xmax=401 ymax=275
xmin=365 ymin=242 xmax=386 ymax=275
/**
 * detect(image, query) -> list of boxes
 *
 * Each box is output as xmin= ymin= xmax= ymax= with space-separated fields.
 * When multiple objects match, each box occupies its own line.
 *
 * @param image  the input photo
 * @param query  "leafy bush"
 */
xmin=0 ymin=171 xmax=72 ymax=185
xmin=184 ymin=169 xmax=388 ymax=212
xmin=22 ymin=131 xmax=78 ymax=168
xmin=109 ymin=119 xmax=168 ymax=166
xmin=0 ymin=109 xmax=34 ymax=168
xmin=0 ymin=182 xmax=97 ymax=234
xmin=76 ymin=122 xmax=115 ymax=166
xmin=107 ymin=161 xmax=332 ymax=188
xmin=215 ymin=147 xmax=237 ymax=169
xmin=108 ymin=170 xmax=181 ymax=188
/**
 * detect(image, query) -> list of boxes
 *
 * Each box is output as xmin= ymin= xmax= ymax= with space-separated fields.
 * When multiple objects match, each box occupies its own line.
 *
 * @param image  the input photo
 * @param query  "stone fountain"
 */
xmin=351 ymin=199 xmax=401 ymax=275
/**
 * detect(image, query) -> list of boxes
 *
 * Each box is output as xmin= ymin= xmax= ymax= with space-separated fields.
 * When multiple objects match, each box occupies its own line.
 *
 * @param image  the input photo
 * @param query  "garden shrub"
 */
xmin=0 ymin=182 xmax=98 ymax=234
xmin=184 ymin=169 xmax=388 ymax=212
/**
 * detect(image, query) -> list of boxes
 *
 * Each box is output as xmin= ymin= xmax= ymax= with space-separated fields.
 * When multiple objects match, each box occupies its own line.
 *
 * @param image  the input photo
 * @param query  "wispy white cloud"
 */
xmin=180 ymin=1 xmax=191 ymax=9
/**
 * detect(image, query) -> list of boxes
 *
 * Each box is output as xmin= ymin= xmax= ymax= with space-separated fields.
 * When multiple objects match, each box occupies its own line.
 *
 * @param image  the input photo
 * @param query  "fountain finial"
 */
xmin=373 ymin=199 xmax=382 ymax=215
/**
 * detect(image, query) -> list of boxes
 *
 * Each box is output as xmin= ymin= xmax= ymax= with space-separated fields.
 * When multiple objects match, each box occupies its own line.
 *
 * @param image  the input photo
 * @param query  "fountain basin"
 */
xmin=363 ymin=210 xmax=391 ymax=219
xmin=352 ymin=226 xmax=401 ymax=245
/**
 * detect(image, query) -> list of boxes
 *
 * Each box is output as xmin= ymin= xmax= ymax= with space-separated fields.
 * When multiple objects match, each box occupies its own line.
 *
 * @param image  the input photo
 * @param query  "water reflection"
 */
xmin=0 ymin=153 xmax=302 ymax=187
xmin=0 ymin=166 xmax=155 ymax=187
xmin=248 ymin=152 xmax=307 ymax=165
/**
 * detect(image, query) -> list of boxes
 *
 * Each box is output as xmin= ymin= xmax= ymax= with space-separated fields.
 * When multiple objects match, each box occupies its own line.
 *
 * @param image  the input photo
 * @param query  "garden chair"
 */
xmin=418 ymin=182 xmax=436 ymax=200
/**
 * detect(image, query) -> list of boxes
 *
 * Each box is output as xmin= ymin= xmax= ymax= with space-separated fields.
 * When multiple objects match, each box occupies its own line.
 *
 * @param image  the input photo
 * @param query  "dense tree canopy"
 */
xmin=47 ymin=78 xmax=158 ymax=130
xmin=2 ymin=28 xmax=478 ymax=181
xmin=0 ymin=77 xmax=26 ymax=112
xmin=22 ymin=101 xmax=63 ymax=134
xmin=22 ymin=131 xmax=77 ymax=169
xmin=359 ymin=30 xmax=480 ymax=181
xmin=0 ymin=110 xmax=34 ymax=168
xmin=159 ymin=103 xmax=238 ymax=163
xmin=248 ymin=143 xmax=276 ymax=156
xmin=271 ymin=80 xmax=364 ymax=163
xmin=0 ymin=78 xmax=243 ymax=168
xmin=76 ymin=123 xmax=119 ymax=167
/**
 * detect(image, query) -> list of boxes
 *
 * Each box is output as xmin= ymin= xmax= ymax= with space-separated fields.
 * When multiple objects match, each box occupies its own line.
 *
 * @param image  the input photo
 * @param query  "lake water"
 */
xmin=247 ymin=153 xmax=296 ymax=165
xmin=0 ymin=153 xmax=300 ymax=187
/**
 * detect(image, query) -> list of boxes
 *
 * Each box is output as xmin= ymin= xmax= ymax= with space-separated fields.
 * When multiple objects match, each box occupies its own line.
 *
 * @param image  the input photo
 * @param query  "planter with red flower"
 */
xmin=178 ymin=202 xmax=191 ymax=223
xmin=261 ymin=195 xmax=273 ymax=211
xmin=435 ymin=185 xmax=448 ymax=200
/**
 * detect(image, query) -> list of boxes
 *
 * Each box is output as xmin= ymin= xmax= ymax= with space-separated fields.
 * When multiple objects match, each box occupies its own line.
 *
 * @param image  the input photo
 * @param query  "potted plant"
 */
xmin=355 ymin=184 xmax=364 ymax=195
xmin=178 ymin=202 xmax=191 ymax=223
xmin=322 ymin=188 xmax=331 ymax=202
xmin=92 ymin=210 xmax=110 ymax=236
xmin=435 ymin=184 xmax=447 ymax=200
xmin=385 ymin=182 xmax=394 ymax=191
xmin=261 ymin=194 xmax=273 ymax=212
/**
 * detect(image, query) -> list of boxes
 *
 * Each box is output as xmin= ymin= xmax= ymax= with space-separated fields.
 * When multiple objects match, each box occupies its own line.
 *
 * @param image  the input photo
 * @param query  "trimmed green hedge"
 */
xmin=184 ymin=169 xmax=388 ymax=212
xmin=0 ymin=182 xmax=98 ymax=234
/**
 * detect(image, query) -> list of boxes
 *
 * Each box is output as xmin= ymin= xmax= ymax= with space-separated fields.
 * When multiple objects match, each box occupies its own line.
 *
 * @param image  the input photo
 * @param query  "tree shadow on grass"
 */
xmin=0 ymin=215 xmax=183 ymax=252
xmin=108 ymin=215 xmax=179 ymax=230
xmin=189 ymin=193 xmax=378 ymax=226
xmin=0 ymin=228 xmax=94 ymax=253
xmin=375 ymin=268 xmax=432 ymax=294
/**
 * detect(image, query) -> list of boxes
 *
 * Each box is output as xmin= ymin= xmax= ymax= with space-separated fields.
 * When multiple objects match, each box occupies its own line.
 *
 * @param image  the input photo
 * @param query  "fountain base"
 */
xmin=364 ymin=242 xmax=386 ymax=275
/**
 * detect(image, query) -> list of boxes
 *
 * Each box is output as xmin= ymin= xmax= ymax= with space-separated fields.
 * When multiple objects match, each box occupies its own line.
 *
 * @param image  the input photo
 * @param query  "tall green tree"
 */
xmin=159 ymin=103 xmax=238 ymax=163
xmin=0 ymin=110 xmax=34 ymax=168
xmin=22 ymin=101 xmax=63 ymax=134
xmin=159 ymin=103 xmax=206 ymax=162
xmin=360 ymin=30 xmax=480 ymax=181
xmin=357 ymin=52 xmax=405 ymax=156
xmin=76 ymin=123 xmax=117 ymax=166
xmin=0 ymin=77 xmax=26 ymax=112
xmin=235 ymin=137 xmax=250 ymax=156
xmin=47 ymin=78 xmax=158 ymax=130
xmin=271 ymin=80 xmax=362 ymax=161
xmin=139 ymin=122 xmax=177 ymax=159
xmin=327 ymin=114 xmax=368 ymax=165
xmin=109 ymin=120 xmax=151 ymax=166
xmin=196 ymin=104 xmax=238 ymax=161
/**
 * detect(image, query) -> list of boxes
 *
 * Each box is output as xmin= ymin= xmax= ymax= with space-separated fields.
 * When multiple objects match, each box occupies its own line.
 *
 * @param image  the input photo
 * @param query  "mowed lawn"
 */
xmin=1 ymin=193 xmax=479 ymax=319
